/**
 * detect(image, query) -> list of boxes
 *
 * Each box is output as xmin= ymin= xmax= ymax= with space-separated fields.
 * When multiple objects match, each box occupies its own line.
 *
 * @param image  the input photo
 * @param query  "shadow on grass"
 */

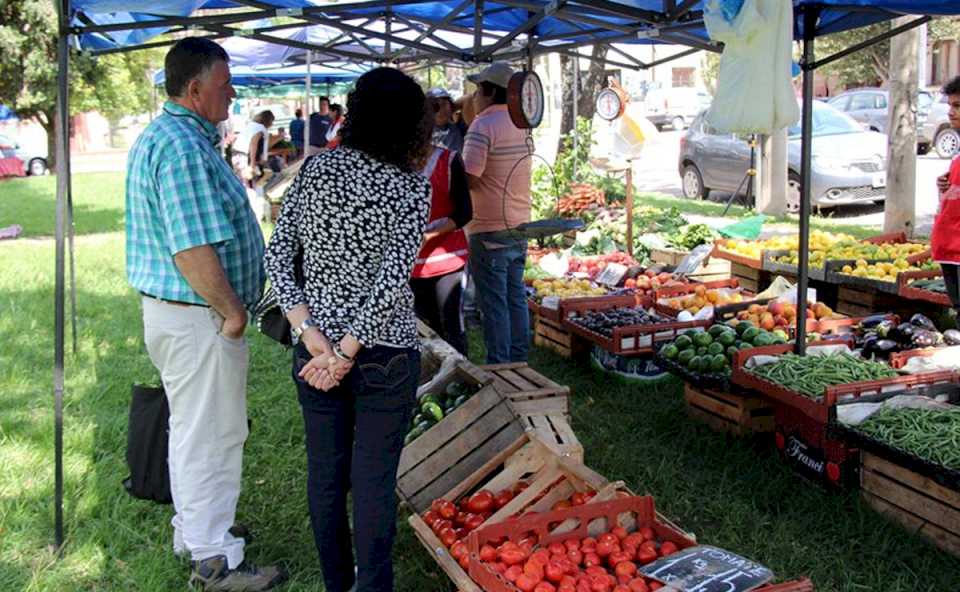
xmin=0 ymin=173 xmax=125 ymax=238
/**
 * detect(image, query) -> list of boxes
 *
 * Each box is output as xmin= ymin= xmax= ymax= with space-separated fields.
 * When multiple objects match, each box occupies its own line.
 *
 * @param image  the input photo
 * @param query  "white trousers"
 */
xmin=142 ymin=297 xmax=249 ymax=568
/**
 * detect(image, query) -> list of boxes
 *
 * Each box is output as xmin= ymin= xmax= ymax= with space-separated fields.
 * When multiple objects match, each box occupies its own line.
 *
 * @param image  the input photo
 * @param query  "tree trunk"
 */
xmin=884 ymin=17 xmax=920 ymax=236
xmin=42 ymin=109 xmax=57 ymax=172
xmin=556 ymin=45 xmax=609 ymax=156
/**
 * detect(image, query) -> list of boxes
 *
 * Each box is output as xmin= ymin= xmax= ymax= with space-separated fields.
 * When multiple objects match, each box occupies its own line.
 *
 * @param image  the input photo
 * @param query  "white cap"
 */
xmin=467 ymin=62 xmax=514 ymax=89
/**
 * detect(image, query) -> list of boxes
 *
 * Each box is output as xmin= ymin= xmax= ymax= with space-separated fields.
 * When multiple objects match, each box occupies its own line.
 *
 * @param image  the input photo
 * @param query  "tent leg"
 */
xmin=795 ymin=8 xmax=819 ymax=355
xmin=53 ymin=0 xmax=70 ymax=551
xmin=572 ymin=55 xmax=579 ymax=177
xmin=305 ymin=50 xmax=312 ymax=156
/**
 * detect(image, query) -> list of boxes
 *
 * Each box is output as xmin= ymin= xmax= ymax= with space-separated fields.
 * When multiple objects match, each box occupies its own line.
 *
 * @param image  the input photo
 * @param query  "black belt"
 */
xmin=140 ymin=292 xmax=209 ymax=308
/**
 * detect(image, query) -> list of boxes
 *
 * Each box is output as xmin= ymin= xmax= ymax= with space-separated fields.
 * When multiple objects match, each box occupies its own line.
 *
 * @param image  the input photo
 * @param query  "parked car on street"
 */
xmin=827 ymin=87 xmax=934 ymax=154
xmin=678 ymin=101 xmax=888 ymax=213
xmin=643 ymin=87 xmax=712 ymax=131
xmin=0 ymin=133 xmax=47 ymax=175
xmin=920 ymin=92 xmax=960 ymax=159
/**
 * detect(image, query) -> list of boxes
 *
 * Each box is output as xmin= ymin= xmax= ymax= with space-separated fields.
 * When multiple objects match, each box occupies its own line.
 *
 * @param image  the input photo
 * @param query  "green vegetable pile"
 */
xmin=665 ymin=223 xmax=716 ymax=251
xmin=858 ymin=407 xmax=960 ymax=470
xmin=749 ymin=353 xmax=897 ymax=399
xmin=405 ymin=380 xmax=480 ymax=445
xmin=659 ymin=321 xmax=789 ymax=377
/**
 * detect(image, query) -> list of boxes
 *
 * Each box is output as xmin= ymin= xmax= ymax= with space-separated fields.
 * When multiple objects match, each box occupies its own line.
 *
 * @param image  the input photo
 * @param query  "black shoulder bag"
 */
xmin=253 ymin=249 xmax=304 ymax=347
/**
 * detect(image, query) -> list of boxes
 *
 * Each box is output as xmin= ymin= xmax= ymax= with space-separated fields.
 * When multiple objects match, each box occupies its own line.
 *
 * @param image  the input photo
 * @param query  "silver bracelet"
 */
xmin=333 ymin=342 xmax=354 ymax=362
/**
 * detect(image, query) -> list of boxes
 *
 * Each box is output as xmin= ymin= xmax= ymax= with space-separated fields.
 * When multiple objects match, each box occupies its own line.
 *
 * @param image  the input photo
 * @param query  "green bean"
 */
xmin=748 ymin=352 xmax=896 ymax=400
xmin=858 ymin=407 xmax=960 ymax=470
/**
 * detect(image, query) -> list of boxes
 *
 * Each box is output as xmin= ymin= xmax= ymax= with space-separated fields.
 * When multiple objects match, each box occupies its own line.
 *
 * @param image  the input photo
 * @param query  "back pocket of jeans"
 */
xmin=359 ymin=352 xmax=411 ymax=390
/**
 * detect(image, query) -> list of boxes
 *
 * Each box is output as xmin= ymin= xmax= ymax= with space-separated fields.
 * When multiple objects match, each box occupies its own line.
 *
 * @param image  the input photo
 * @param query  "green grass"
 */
xmin=1 ymin=173 xmax=958 ymax=591
xmin=633 ymin=191 xmax=883 ymax=240
xmin=0 ymin=173 xmax=126 ymax=238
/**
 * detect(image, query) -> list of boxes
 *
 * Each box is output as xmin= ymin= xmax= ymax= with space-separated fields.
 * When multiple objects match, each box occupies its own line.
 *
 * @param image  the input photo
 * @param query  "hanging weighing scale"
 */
xmin=486 ymin=70 xmax=584 ymax=243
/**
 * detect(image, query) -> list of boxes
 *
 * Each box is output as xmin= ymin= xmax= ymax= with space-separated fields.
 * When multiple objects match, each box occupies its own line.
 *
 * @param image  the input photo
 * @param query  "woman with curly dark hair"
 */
xmin=263 ymin=67 xmax=433 ymax=592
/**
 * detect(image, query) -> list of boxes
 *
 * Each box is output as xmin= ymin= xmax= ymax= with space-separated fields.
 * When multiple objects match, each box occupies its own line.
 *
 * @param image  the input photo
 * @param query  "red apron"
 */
xmin=412 ymin=148 xmax=469 ymax=279
xmin=931 ymin=156 xmax=960 ymax=263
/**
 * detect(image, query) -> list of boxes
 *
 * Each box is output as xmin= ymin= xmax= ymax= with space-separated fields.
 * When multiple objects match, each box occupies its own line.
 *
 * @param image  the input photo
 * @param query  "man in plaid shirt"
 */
xmin=125 ymin=38 xmax=283 ymax=591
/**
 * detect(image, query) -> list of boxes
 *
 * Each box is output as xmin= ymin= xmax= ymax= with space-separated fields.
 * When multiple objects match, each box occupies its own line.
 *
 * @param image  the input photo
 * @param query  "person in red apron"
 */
xmin=411 ymin=144 xmax=472 ymax=353
xmin=931 ymin=76 xmax=960 ymax=322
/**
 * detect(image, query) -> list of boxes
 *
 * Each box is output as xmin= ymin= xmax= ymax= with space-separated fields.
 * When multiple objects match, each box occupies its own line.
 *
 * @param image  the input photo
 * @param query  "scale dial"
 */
xmin=596 ymin=87 xmax=625 ymax=121
xmin=507 ymin=71 xmax=545 ymax=129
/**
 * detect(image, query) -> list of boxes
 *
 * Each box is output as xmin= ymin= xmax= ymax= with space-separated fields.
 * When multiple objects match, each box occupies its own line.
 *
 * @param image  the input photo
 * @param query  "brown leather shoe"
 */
xmin=189 ymin=555 xmax=287 ymax=591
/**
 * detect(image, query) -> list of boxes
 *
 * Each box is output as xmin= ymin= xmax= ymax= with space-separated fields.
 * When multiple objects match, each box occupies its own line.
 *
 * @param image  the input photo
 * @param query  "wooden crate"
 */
xmin=731 ymin=261 xmax=770 ymax=294
xmin=861 ymin=452 xmax=960 ymax=558
xmin=836 ymin=285 xmax=903 ymax=318
xmin=534 ymin=313 xmax=587 ymax=358
xmin=417 ymin=318 xmax=439 ymax=340
xmin=683 ymin=384 xmax=774 ymax=437
xmin=397 ymin=362 xmax=523 ymax=513
xmin=650 ymin=247 xmax=732 ymax=282
xmin=408 ymin=439 xmax=692 ymax=592
xmin=519 ymin=413 xmax=582 ymax=461
xmin=482 ymin=362 xmax=571 ymax=419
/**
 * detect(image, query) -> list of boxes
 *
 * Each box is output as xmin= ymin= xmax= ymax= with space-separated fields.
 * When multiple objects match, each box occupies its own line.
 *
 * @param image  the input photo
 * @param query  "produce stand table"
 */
xmin=898 ymin=269 xmax=952 ymax=307
xmin=529 ymin=294 xmax=638 ymax=358
xmin=731 ymin=344 xmax=957 ymax=486
xmin=683 ymin=383 xmax=774 ymax=437
xmin=762 ymin=250 xmax=825 ymax=282
xmin=562 ymin=299 xmax=711 ymax=356
xmin=834 ymin=285 xmax=904 ymax=318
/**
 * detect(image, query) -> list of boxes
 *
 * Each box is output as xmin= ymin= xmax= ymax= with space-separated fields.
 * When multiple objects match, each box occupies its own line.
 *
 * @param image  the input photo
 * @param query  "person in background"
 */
xmin=426 ymin=88 xmax=464 ymax=154
xmin=125 ymin=37 xmax=285 ymax=591
xmin=290 ymin=108 xmax=305 ymax=158
xmin=263 ymin=67 xmax=432 ymax=592
xmin=931 ymin=76 xmax=960 ymax=324
xmin=307 ymin=96 xmax=332 ymax=156
xmin=325 ymin=104 xmax=344 ymax=150
xmin=462 ymin=62 xmax=532 ymax=364
xmin=233 ymin=110 xmax=275 ymax=186
xmin=411 ymin=141 xmax=472 ymax=355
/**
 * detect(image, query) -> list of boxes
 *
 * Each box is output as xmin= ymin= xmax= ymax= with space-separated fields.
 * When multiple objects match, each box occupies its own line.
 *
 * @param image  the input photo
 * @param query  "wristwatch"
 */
xmin=333 ymin=342 xmax=355 ymax=362
xmin=291 ymin=317 xmax=317 ymax=340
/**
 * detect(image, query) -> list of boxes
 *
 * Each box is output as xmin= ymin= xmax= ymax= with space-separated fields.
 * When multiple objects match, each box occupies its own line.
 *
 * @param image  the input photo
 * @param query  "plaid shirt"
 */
xmin=126 ymin=101 xmax=265 ymax=308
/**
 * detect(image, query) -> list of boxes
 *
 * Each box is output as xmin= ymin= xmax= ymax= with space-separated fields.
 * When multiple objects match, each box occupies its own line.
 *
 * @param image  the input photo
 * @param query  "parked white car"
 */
xmin=0 ymin=133 xmax=47 ymax=175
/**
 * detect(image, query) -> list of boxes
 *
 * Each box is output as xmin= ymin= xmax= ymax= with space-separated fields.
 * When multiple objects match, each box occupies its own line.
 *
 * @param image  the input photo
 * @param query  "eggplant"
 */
xmin=859 ymin=315 xmax=891 ymax=331
xmin=890 ymin=323 xmax=916 ymax=346
xmin=872 ymin=339 xmax=901 ymax=359
xmin=912 ymin=329 xmax=939 ymax=348
xmin=875 ymin=319 xmax=896 ymax=339
xmin=861 ymin=334 xmax=880 ymax=356
xmin=910 ymin=313 xmax=938 ymax=332
xmin=944 ymin=329 xmax=960 ymax=346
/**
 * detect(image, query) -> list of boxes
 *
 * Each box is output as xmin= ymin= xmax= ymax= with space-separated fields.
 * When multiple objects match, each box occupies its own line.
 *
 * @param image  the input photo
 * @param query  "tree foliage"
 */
xmin=0 ymin=0 xmax=160 ymax=164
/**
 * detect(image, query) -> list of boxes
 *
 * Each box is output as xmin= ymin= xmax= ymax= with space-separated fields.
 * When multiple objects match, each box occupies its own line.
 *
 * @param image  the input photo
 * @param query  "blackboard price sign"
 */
xmin=639 ymin=545 xmax=774 ymax=592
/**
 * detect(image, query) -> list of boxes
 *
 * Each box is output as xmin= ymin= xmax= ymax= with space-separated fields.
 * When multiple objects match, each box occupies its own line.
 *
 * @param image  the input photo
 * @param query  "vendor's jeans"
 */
xmin=141 ymin=298 xmax=248 ymax=568
xmin=469 ymin=234 xmax=529 ymax=363
xmin=293 ymin=343 xmax=419 ymax=592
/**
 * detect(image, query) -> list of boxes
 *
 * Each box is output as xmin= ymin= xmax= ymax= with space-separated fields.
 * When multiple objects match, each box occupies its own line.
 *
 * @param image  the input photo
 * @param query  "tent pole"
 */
xmin=796 ymin=7 xmax=819 ymax=355
xmin=305 ymin=50 xmax=312 ymax=155
xmin=54 ymin=0 xmax=70 ymax=551
xmin=572 ymin=54 xmax=579 ymax=177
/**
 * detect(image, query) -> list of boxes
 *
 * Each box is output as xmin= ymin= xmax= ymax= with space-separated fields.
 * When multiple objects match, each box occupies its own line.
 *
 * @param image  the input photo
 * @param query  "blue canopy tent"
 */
xmin=152 ymin=64 xmax=366 ymax=88
xmin=49 ymin=0 xmax=960 ymax=550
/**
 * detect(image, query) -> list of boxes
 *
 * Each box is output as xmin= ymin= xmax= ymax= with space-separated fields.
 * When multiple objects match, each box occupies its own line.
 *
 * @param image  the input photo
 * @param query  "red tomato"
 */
xmin=555 ymin=557 xmax=576 ymax=575
xmin=552 ymin=500 xmax=572 ymax=512
xmin=569 ymin=492 xmax=588 ymax=506
xmin=494 ymin=489 xmax=515 ymax=509
xmin=639 ymin=541 xmax=657 ymax=554
xmin=464 ymin=513 xmax=485 ymax=532
xmin=585 ymin=566 xmax=607 ymax=578
xmin=435 ymin=519 xmax=453 ymax=533
xmin=581 ymin=537 xmax=597 ymax=550
xmin=590 ymin=574 xmax=612 ymax=592
xmin=659 ymin=542 xmax=678 ymax=557
xmin=454 ymin=511 xmax=468 ymax=526
xmin=635 ymin=547 xmax=657 ymax=565
xmin=560 ymin=574 xmax=577 ymax=587
xmin=480 ymin=544 xmax=497 ymax=563
xmin=458 ymin=554 xmax=470 ymax=569
xmin=439 ymin=527 xmax=457 ymax=547
xmin=505 ymin=565 xmax=524 ymax=582
xmin=450 ymin=541 xmax=467 ymax=560
xmin=649 ymin=583 xmax=662 ymax=591
xmin=598 ymin=533 xmax=619 ymax=546
xmin=523 ymin=559 xmax=545 ymax=581
xmin=466 ymin=490 xmax=495 ymax=514
xmin=535 ymin=582 xmax=557 ymax=592
xmin=454 ymin=528 xmax=467 ymax=541
xmin=545 ymin=562 xmax=566 ymax=583
xmin=583 ymin=552 xmax=602 ymax=568
xmin=514 ymin=480 xmax=531 ymax=494
xmin=595 ymin=541 xmax=617 ymax=558
xmin=567 ymin=549 xmax=583 ymax=566
xmin=519 ymin=539 xmax=536 ymax=555
xmin=617 ymin=574 xmax=632 ymax=585
xmin=614 ymin=562 xmax=637 ymax=578
xmin=516 ymin=573 xmax=540 ymax=592
xmin=638 ymin=527 xmax=654 ymax=541
xmin=627 ymin=579 xmax=649 ymax=592
xmin=481 ymin=510 xmax=494 ymax=521
xmin=492 ymin=562 xmax=508 ymax=574
xmin=558 ymin=585 xmax=576 ymax=592
xmin=500 ymin=543 xmax=527 ymax=566
xmin=622 ymin=534 xmax=644 ymax=549
xmin=548 ymin=543 xmax=566 ymax=556
xmin=422 ymin=510 xmax=439 ymax=526
xmin=608 ymin=551 xmax=632 ymax=567
xmin=622 ymin=544 xmax=637 ymax=558
xmin=564 ymin=538 xmax=581 ymax=551
xmin=430 ymin=499 xmax=445 ymax=514
xmin=611 ymin=527 xmax=629 ymax=541
xmin=437 ymin=500 xmax=457 ymax=520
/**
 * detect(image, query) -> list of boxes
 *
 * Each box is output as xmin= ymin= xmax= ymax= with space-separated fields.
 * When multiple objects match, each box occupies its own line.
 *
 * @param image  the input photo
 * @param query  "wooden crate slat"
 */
xmin=481 ymin=445 xmax=547 ymax=496
xmin=496 ymin=368 xmax=540 ymax=392
xmin=546 ymin=414 xmax=580 ymax=450
xmin=443 ymin=434 xmax=530 ymax=504
xmin=397 ymin=378 xmax=501 ymax=476
xmin=538 ymin=319 xmax=575 ymax=347
xmin=683 ymin=384 xmax=773 ymax=436
xmin=684 ymin=388 xmax=745 ymax=423
xmin=510 ymin=397 xmax=569 ymax=417
xmin=400 ymin=400 xmax=520 ymax=500
xmin=515 ymin=365 xmax=566 ymax=391
xmin=527 ymin=480 xmax=577 ymax=514
xmin=862 ymin=470 xmax=960 ymax=537
xmin=408 ymin=420 xmax=527 ymax=512
xmin=862 ymin=490 xmax=960 ymax=558
xmin=486 ymin=464 xmax=564 ymax=523
xmin=864 ymin=452 xmax=960 ymax=508
xmin=408 ymin=515 xmax=482 ymax=592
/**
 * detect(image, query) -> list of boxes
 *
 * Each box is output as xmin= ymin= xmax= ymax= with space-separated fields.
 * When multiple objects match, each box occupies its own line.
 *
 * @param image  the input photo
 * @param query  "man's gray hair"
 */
xmin=164 ymin=37 xmax=229 ymax=98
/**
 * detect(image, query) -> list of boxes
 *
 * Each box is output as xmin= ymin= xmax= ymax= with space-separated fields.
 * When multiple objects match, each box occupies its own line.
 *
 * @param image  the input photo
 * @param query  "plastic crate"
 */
xmin=898 ymin=269 xmax=952 ymax=307
xmin=528 ymin=293 xmax=636 ymax=323
xmin=711 ymin=239 xmax=764 ymax=269
xmin=563 ymin=301 xmax=711 ymax=356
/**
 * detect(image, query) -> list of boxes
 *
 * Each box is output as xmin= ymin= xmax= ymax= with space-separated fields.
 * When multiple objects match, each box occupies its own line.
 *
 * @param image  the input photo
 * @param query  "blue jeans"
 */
xmin=468 ymin=234 xmax=530 ymax=363
xmin=293 ymin=343 xmax=419 ymax=592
